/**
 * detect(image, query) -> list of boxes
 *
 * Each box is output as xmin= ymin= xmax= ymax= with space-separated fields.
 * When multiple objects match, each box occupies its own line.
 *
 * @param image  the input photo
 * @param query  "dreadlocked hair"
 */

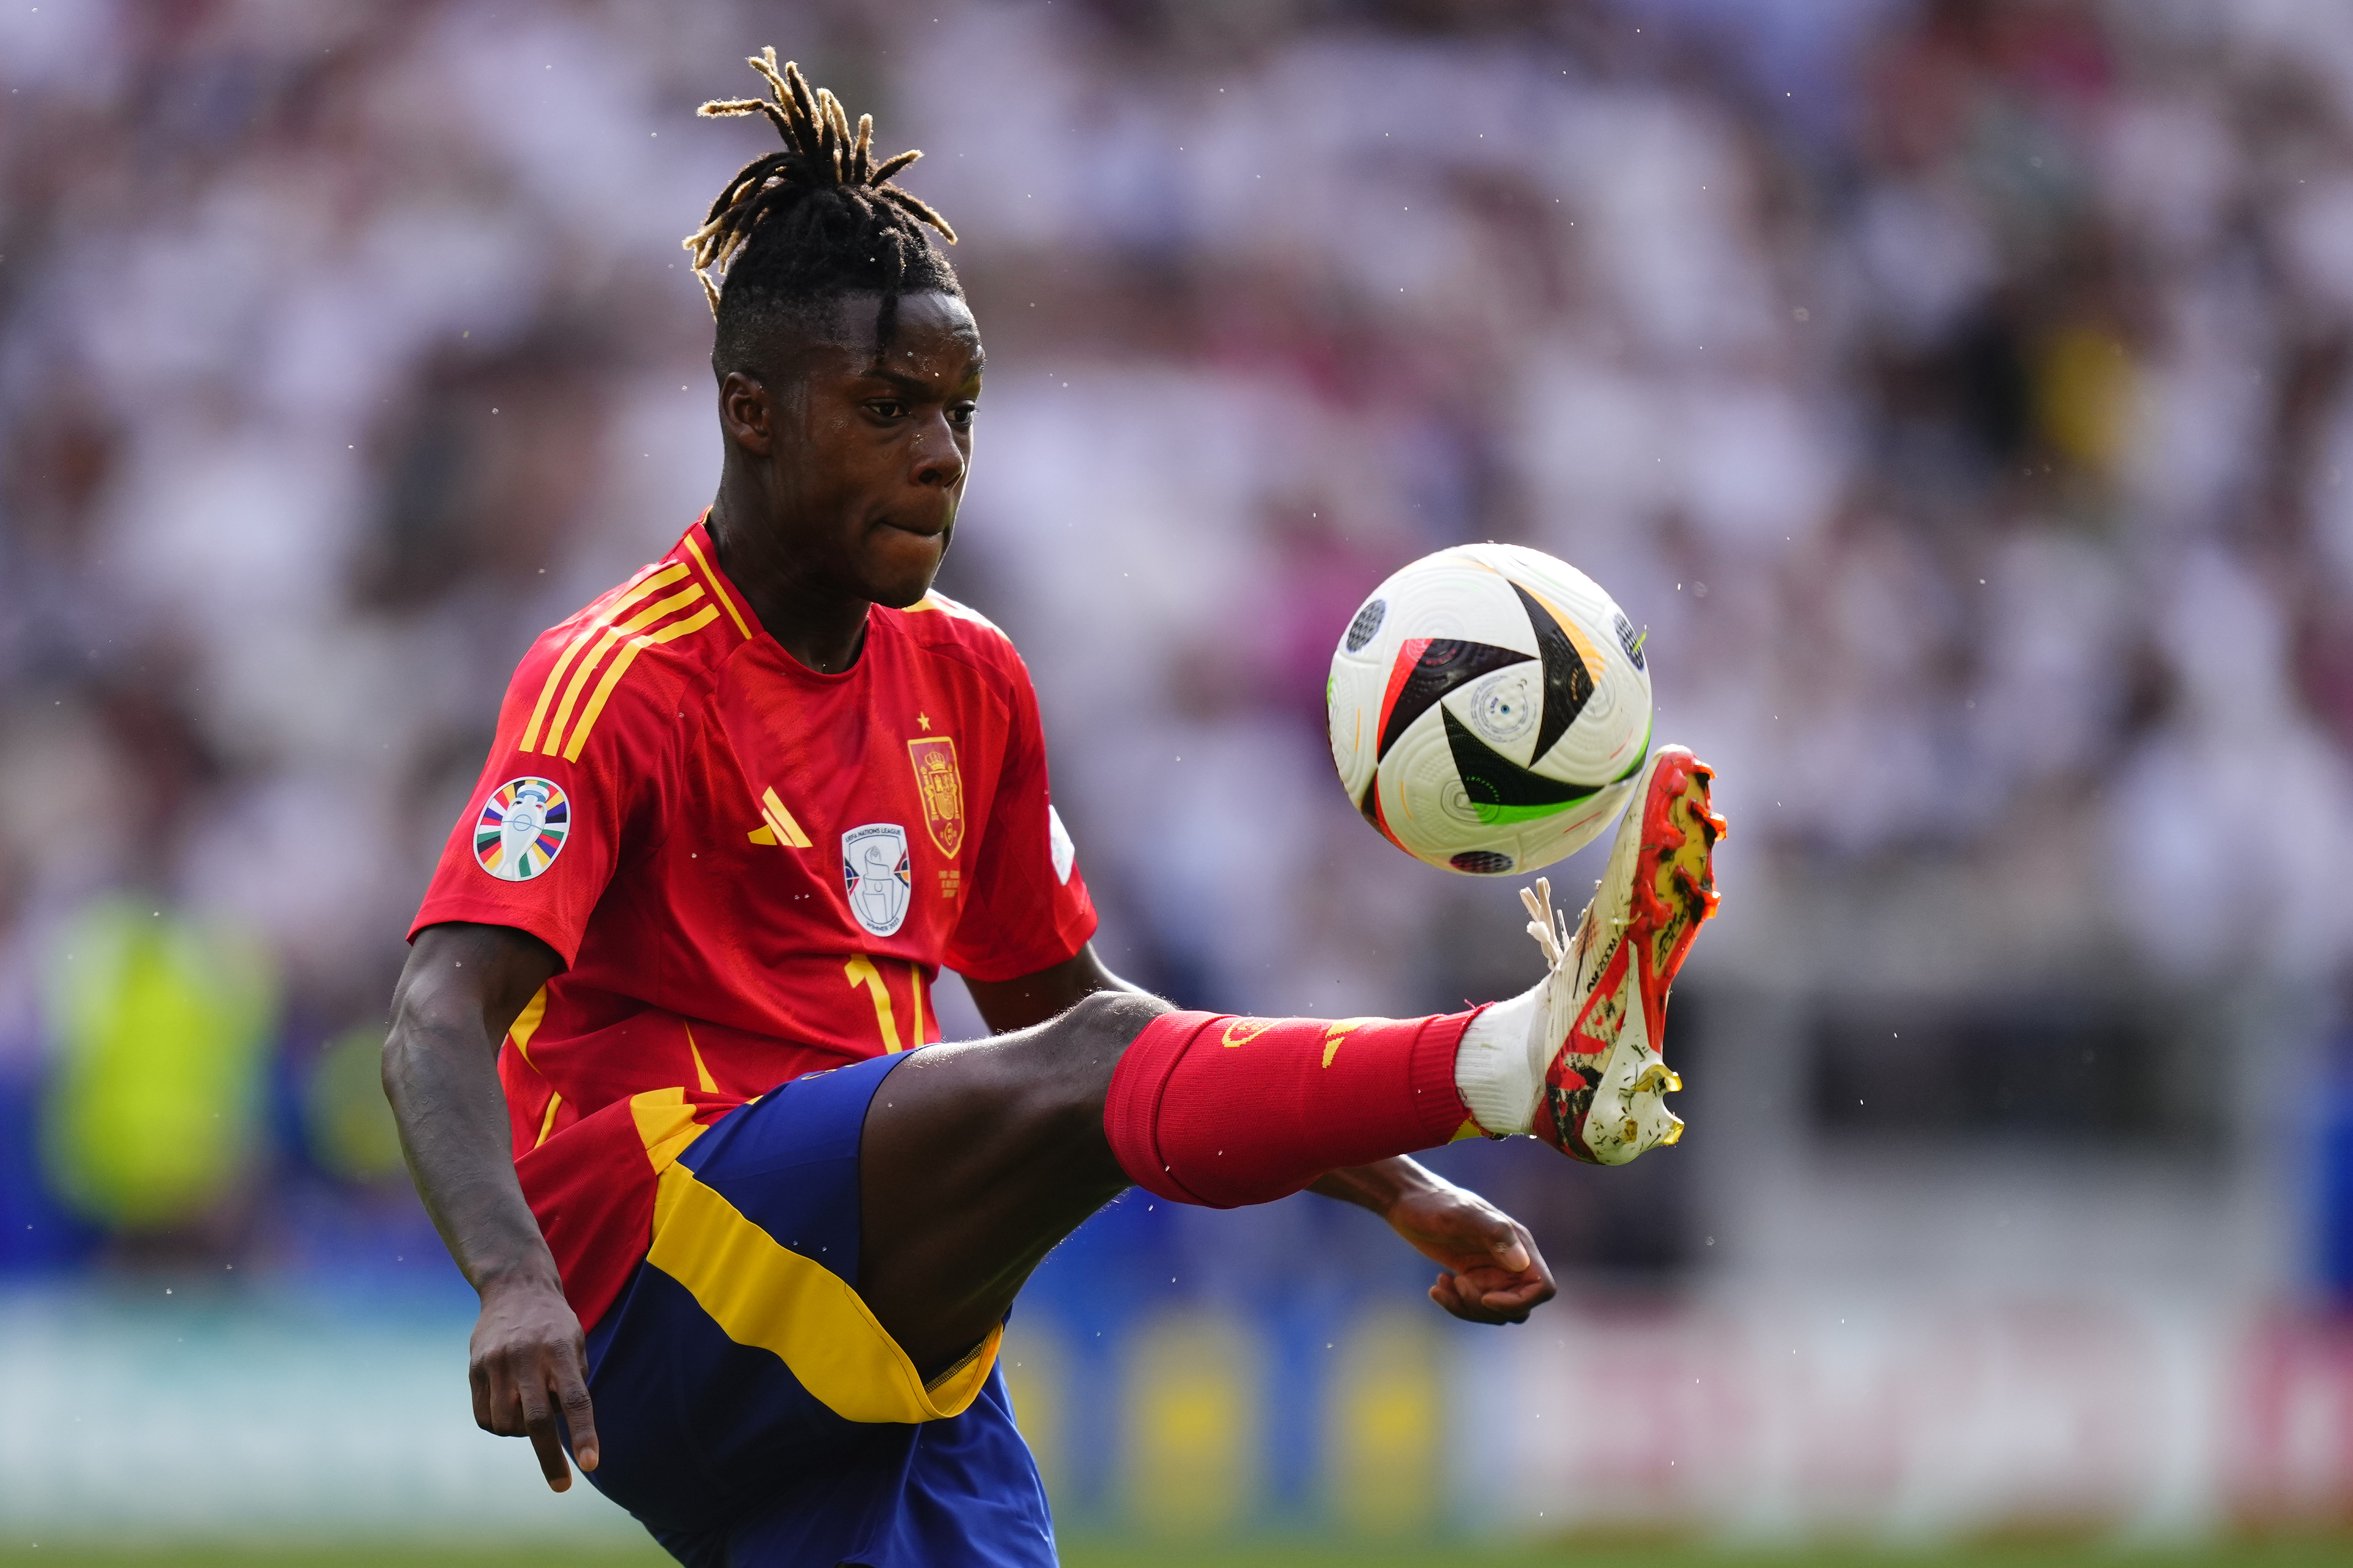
xmin=686 ymin=49 xmax=959 ymax=368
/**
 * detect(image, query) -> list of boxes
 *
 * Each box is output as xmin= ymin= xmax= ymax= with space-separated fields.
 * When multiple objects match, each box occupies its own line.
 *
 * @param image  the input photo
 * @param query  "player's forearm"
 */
xmin=383 ymin=987 xmax=559 ymax=1295
xmin=1308 ymin=1155 xmax=1450 ymax=1216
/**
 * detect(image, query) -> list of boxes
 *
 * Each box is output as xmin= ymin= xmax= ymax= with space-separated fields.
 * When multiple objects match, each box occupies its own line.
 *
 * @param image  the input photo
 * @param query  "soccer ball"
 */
xmin=1327 ymin=543 xmax=1652 ymax=876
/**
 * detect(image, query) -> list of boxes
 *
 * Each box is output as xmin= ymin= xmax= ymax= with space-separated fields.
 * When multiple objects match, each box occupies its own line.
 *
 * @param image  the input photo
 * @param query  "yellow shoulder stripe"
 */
xmin=682 ymin=531 xmax=755 ymax=642
xmin=520 ymin=563 xmax=692 ymax=752
xmin=539 ymin=584 xmax=707 ymax=756
xmin=557 ymin=603 xmax=722 ymax=760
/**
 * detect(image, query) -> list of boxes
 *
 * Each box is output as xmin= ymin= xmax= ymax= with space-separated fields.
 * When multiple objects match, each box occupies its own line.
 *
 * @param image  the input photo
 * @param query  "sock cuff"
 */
xmin=1454 ymin=992 xmax=1540 ymax=1137
xmin=1103 ymin=1009 xmax=1220 ymax=1204
xmin=1409 ymin=1010 xmax=1480 ymax=1145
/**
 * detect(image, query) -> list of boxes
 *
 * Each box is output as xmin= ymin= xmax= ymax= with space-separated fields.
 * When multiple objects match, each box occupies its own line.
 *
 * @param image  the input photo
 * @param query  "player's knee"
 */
xmin=1031 ymin=989 xmax=1170 ymax=1105
xmin=974 ymin=990 xmax=1169 ymax=1142
xmin=1064 ymin=988 xmax=1172 ymax=1053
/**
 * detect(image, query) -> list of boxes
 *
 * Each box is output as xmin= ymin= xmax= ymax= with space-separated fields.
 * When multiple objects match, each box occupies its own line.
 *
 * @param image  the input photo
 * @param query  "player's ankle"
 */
xmin=1454 ymin=984 xmax=1542 ymax=1136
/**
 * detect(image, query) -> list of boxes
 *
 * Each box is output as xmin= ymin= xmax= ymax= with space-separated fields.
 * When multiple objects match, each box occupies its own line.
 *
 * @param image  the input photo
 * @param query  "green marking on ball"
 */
xmin=1469 ymin=797 xmax=1587 ymax=826
xmin=1442 ymin=710 xmax=1603 ymax=812
xmin=1612 ymin=714 xmax=1655 ymax=782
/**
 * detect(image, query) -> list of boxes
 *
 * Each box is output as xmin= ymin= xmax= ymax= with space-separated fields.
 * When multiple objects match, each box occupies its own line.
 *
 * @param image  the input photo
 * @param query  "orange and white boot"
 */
xmin=1452 ymin=746 xmax=1725 ymax=1164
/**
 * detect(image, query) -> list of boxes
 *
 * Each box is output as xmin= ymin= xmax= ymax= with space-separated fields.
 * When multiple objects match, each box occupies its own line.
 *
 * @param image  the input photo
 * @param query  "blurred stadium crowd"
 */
xmin=4 ymin=0 xmax=2353 ymax=1310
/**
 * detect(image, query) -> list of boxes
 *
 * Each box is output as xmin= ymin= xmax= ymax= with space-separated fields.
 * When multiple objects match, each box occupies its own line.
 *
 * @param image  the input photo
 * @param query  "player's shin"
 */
xmin=1102 ymin=1010 xmax=1478 ymax=1207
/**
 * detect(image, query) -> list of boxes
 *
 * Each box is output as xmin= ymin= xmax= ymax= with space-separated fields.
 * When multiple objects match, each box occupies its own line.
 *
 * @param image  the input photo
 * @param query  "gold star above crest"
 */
xmin=917 ymin=712 xmax=932 ymax=730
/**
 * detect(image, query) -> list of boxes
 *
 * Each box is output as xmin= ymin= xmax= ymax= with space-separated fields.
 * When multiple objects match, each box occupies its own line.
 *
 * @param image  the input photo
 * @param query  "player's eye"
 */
xmin=867 ymin=400 xmax=908 ymax=420
xmin=947 ymin=403 xmax=976 ymax=430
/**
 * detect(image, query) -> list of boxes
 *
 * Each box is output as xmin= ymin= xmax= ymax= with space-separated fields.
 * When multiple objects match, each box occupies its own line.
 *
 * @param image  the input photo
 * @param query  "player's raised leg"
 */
xmin=852 ymin=745 xmax=1725 ymax=1376
xmin=853 ymin=989 xmax=1162 ymax=1376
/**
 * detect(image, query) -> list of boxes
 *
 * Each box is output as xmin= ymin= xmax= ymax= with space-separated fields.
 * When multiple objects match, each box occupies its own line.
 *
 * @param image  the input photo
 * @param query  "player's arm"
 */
xmin=962 ymin=942 xmax=1144 ymax=1031
xmin=965 ymin=948 xmax=1555 ymax=1325
xmin=1307 ymin=1158 xmax=1555 ymax=1325
xmin=382 ymin=920 xmax=596 ymax=1493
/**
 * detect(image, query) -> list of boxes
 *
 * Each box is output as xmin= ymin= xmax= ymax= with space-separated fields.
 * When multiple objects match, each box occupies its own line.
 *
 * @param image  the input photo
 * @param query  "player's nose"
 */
xmin=911 ymin=411 xmax=966 ymax=490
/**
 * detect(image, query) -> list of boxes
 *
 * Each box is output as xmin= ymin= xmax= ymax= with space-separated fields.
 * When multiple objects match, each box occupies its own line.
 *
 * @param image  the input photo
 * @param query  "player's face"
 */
xmin=725 ymin=291 xmax=983 ymax=612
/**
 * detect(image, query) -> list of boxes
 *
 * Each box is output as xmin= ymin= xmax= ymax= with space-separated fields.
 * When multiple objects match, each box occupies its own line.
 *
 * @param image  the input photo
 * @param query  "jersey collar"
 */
xmin=684 ymin=510 xmax=899 ymax=684
xmin=677 ymin=510 xmax=761 ymax=648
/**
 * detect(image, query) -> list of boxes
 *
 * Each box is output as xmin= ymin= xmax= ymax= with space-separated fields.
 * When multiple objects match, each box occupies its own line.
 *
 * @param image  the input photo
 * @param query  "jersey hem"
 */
xmin=945 ymin=909 xmax=1098 ymax=985
xmin=409 ymin=899 xmax=582 ymax=970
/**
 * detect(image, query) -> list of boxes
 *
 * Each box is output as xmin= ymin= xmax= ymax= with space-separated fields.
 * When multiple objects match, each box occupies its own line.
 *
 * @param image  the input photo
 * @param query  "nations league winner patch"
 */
xmin=475 ymin=777 xmax=571 ymax=882
xmin=841 ymin=822 xmax=912 ymax=937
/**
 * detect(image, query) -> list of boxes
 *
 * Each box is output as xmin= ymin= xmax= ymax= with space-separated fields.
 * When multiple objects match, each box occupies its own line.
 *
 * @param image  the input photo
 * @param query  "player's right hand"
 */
xmin=469 ymin=1272 xmax=601 ymax=1492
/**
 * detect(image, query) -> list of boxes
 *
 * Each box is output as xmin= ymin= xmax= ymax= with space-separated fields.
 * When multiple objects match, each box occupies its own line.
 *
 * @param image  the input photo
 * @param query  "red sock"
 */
xmin=1104 ymin=1010 xmax=1479 ymax=1208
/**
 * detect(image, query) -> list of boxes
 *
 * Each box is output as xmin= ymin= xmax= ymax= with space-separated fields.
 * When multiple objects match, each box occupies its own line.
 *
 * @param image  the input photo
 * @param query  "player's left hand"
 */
xmin=1382 ymin=1183 xmax=1555 ymax=1324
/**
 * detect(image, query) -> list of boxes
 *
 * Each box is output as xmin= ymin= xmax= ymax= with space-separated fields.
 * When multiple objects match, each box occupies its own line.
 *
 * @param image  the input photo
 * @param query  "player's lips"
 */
xmin=875 ymin=515 xmax=952 ymax=541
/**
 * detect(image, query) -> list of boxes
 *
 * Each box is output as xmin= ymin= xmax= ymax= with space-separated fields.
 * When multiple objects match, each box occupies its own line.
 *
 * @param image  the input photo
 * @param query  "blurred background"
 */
xmin=6 ymin=0 xmax=2353 ymax=1559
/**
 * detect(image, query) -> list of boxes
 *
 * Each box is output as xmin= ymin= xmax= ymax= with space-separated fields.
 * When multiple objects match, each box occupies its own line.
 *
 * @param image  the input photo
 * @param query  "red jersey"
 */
xmin=411 ymin=518 xmax=1096 ymax=1324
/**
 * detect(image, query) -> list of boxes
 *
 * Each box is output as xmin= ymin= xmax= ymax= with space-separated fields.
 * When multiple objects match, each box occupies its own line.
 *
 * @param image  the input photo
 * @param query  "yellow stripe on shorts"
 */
xmin=624 ymin=1088 xmax=1000 ymax=1425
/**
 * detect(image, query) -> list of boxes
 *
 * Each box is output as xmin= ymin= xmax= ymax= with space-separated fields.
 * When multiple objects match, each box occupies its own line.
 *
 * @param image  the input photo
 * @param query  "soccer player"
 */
xmin=384 ymin=52 xmax=1722 ymax=1567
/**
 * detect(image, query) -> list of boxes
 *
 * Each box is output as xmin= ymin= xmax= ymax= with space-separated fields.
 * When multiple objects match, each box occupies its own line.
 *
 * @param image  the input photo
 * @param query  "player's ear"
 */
xmin=719 ymin=371 xmax=774 ymax=458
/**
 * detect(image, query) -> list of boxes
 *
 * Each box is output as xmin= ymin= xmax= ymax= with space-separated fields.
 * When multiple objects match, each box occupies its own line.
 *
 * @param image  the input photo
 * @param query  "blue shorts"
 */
xmin=582 ymin=1053 xmax=1056 ymax=1567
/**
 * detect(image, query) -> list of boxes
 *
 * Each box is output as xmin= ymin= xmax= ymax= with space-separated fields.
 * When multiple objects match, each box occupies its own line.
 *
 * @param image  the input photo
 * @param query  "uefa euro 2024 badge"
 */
xmin=841 ymin=822 xmax=912 ymax=937
xmin=475 ymin=777 xmax=570 ymax=882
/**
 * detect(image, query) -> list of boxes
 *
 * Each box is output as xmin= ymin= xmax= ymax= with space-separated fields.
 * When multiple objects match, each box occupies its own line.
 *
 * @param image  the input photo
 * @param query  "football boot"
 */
xmin=1521 ymin=745 xmax=1724 ymax=1165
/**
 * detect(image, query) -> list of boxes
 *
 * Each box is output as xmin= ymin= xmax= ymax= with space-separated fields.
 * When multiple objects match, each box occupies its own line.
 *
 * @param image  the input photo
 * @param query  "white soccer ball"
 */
xmin=1327 ymin=543 xmax=1652 ymax=876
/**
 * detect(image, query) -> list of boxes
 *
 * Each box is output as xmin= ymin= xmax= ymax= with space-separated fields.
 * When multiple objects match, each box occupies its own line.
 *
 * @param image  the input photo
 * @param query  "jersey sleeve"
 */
xmin=409 ymin=623 xmax=673 ymax=968
xmin=944 ymin=652 xmax=1098 ymax=983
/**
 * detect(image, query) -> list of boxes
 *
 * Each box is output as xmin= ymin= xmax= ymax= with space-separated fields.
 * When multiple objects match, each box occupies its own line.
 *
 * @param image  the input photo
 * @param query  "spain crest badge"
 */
xmin=906 ymin=738 xmax=965 ymax=858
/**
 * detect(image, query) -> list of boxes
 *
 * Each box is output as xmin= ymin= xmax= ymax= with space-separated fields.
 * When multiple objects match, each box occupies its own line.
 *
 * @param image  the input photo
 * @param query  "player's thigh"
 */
xmin=583 ymin=1056 xmax=923 ymax=1530
xmin=857 ymin=990 xmax=1166 ymax=1372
